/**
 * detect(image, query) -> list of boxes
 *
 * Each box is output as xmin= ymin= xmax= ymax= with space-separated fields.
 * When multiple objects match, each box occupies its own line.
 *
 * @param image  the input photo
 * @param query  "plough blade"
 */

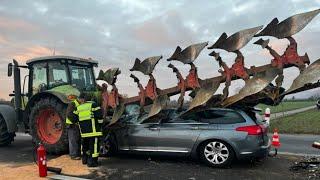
xmin=97 ymin=68 xmax=121 ymax=85
xmin=254 ymin=38 xmax=270 ymax=49
xmin=255 ymin=9 xmax=320 ymax=39
xmin=130 ymin=56 xmax=162 ymax=75
xmin=208 ymin=26 xmax=263 ymax=52
xmin=222 ymin=67 xmax=280 ymax=107
xmin=148 ymin=94 xmax=169 ymax=118
xmin=230 ymin=85 xmax=285 ymax=107
xmin=167 ymin=42 xmax=208 ymax=64
xmin=188 ymin=79 xmax=221 ymax=111
xmin=284 ymin=58 xmax=320 ymax=95
xmin=108 ymin=103 xmax=125 ymax=126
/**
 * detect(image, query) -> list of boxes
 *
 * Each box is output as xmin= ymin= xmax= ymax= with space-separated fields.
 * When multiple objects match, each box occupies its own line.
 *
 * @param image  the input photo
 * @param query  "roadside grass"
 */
xmin=257 ymin=100 xmax=316 ymax=114
xmin=270 ymin=108 xmax=320 ymax=135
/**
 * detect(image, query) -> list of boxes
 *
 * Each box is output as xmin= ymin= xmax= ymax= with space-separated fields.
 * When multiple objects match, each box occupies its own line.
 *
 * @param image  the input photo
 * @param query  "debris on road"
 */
xmin=290 ymin=157 xmax=320 ymax=179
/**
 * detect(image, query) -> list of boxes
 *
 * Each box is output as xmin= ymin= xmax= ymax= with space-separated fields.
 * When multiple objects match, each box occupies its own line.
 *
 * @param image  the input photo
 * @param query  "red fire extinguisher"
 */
xmin=37 ymin=143 xmax=47 ymax=177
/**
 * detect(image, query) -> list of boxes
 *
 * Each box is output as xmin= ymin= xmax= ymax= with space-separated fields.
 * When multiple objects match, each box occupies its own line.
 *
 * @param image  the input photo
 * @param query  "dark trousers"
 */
xmin=67 ymin=124 xmax=81 ymax=157
xmin=82 ymin=137 xmax=100 ymax=166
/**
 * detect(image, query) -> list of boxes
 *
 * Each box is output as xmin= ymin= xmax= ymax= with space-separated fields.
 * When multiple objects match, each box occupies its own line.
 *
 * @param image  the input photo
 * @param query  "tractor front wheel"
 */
xmin=29 ymin=97 xmax=68 ymax=154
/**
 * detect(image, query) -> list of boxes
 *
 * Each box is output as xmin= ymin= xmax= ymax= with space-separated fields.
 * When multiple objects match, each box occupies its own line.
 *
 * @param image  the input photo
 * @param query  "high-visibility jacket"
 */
xmin=66 ymin=99 xmax=80 ymax=125
xmin=74 ymin=101 xmax=103 ymax=138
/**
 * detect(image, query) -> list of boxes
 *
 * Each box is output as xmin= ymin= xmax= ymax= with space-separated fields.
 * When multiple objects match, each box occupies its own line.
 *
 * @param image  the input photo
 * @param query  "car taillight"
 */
xmin=236 ymin=125 xmax=263 ymax=135
xmin=259 ymin=124 xmax=267 ymax=134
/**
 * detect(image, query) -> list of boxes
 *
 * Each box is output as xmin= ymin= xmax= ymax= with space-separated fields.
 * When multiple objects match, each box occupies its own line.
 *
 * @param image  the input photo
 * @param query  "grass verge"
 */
xmin=270 ymin=108 xmax=320 ymax=135
xmin=257 ymin=100 xmax=316 ymax=114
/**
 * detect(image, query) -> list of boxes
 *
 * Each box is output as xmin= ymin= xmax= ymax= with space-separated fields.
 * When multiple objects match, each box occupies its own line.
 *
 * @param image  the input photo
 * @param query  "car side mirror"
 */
xmin=7 ymin=63 xmax=12 ymax=77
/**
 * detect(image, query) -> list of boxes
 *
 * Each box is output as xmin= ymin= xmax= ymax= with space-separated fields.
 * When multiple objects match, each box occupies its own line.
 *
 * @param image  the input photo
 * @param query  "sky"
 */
xmin=0 ymin=0 xmax=319 ymax=100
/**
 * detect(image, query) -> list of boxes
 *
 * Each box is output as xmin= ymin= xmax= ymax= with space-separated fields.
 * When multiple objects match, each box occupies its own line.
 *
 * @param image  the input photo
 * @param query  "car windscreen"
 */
xmin=118 ymin=113 xmax=148 ymax=124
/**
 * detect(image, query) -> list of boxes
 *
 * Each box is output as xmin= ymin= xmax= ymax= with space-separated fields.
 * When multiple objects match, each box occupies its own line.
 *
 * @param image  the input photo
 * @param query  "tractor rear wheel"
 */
xmin=0 ymin=115 xmax=15 ymax=147
xmin=29 ymin=97 xmax=68 ymax=154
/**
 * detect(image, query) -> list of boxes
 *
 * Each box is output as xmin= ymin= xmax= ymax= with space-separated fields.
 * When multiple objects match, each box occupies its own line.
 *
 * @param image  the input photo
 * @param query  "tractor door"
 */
xmin=30 ymin=62 xmax=47 ymax=95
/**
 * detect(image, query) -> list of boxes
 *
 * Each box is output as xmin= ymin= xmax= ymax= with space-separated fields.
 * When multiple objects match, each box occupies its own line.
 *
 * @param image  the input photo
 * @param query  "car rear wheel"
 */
xmin=200 ymin=140 xmax=234 ymax=168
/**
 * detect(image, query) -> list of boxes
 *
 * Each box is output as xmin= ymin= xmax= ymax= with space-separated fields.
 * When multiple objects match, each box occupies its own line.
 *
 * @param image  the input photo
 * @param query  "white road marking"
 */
xmin=271 ymin=151 xmax=320 ymax=157
xmin=48 ymin=174 xmax=91 ymax=180
xmin=15 ymin=132 xmax=31 ymax=137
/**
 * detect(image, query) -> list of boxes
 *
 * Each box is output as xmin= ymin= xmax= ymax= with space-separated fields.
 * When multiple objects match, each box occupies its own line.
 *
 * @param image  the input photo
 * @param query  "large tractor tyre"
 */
xmin=0 ymin=115 xmax=15 ymax=147
xmin=29 ymin=97 xmax=68 ymax=154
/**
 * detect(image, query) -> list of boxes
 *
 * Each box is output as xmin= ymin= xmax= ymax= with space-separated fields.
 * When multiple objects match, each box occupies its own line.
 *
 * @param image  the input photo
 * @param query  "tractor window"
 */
xmin=48 ymin=62 xmax=68 ymax=88
xmin=69 ymin=65 xmax=95 ymax=91
xmin=32 ymin=63 xmax=47 ymax=94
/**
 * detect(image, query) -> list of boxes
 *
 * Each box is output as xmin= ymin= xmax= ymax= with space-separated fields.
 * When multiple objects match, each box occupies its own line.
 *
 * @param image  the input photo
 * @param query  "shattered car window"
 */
xmin=181 ymin=109 xmax=245 ymax=124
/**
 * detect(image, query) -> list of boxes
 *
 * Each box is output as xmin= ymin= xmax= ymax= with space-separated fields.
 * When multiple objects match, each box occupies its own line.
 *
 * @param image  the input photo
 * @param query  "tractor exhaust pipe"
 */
xmin=8 ymin=59 xmax=23 ymax=122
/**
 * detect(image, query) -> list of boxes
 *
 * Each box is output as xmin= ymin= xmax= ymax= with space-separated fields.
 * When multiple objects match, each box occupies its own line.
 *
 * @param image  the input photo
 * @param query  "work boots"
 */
xmin=87 ymin=157 xmax=99 ymax=167
xmin=82 ymin=154 xmax=88 ymax=165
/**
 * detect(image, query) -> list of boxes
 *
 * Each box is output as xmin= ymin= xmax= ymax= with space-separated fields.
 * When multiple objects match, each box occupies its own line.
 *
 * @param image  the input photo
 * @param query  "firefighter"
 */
xmin=73 ymin=93 xmax=103 ymax=167
xmin=66 ymin=96 xmax=81 ymax=160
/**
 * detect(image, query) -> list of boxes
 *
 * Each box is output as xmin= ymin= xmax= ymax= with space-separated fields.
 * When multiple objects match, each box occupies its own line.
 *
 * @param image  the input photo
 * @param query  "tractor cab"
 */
xmin=26 ymin=56 xmax=98 ymax=97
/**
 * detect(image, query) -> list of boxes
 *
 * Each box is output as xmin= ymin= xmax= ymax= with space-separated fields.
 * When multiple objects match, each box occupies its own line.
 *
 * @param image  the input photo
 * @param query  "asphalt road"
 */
xmin=274 ymin=133 xmax=320 ymax=156
xmin=0 ymin=133 xmax=35 ymax=165
xmin=0 ymin=134 xmax=318 ymax=180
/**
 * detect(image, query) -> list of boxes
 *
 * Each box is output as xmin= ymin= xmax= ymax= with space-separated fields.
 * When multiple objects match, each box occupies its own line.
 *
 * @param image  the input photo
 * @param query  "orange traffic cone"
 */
xmin=272 ymin=128 xmax=281 ymax=148
xmin=268 ymin=128 xmax=281 ymax=157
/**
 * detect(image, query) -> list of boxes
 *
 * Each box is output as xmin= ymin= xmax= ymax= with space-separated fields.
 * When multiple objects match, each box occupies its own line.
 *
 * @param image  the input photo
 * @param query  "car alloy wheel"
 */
xmin=200 ymin=140 xmax=234 ymax=167
xmin=204 ymin=141 xmax=229 ymax=164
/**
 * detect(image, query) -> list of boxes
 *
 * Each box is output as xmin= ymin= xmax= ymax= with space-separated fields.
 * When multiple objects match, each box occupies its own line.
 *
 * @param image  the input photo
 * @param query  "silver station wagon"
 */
xmin=102 ymin=106 xmax=270 ymax=167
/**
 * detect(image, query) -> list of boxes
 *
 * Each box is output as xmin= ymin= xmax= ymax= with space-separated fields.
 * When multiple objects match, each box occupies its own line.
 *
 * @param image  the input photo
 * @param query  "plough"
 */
xmin=96 ymin=9 xmax=320 ymax=125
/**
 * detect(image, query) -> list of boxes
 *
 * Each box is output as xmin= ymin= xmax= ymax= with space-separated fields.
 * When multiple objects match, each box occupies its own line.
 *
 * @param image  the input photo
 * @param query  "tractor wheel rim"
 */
xmin=36 ymin=108 xmax=63 ymax=144
xmin=204 ymin=141 xmax=229 ymax=164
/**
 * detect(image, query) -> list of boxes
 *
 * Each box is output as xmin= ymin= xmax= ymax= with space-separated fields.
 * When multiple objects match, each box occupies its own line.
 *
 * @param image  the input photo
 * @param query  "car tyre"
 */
xmin=100 ymin=133 xmax=117 ymax=157
xmin=199 ymin=140 xmax=234 ymax=168
xmin=0 ymin=115 xmax=15 ymax=147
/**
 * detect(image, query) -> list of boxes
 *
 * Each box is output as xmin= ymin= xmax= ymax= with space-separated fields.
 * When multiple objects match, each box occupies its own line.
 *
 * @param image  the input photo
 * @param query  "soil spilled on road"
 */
xmin=0 ymin=155 xmax=95 ymax=179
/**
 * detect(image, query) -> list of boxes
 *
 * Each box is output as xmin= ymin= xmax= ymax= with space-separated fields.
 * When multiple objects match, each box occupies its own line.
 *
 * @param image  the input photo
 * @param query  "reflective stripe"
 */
xmin=66 ymin=118 xmax=73 ymax=125
xmin=92 ymin=107 xmax=101 ymax=111
xmin=79 ymin=115 xmax=92 ymax=121
xmin=98 ymin=119 xmax=103 ymax=124
xmin=92 ymin=118 xmax=96 ymax=134
xmin=92 ymin=137 xmax=99 ymax=158
xmin=80 ymin=132 xmax=102 ymax=138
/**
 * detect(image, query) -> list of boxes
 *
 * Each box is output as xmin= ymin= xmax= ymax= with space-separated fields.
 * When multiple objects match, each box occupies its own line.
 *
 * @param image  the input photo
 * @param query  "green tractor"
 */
xmin=0 ymin=56 xmax=99 ymax=153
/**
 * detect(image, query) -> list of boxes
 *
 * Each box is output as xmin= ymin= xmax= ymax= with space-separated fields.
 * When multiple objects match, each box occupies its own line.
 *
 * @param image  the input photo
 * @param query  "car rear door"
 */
xmin=158 ymin=120 xmax=205 ymax=153
xmin=157 ymin=110 xmax=218 ymax=154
